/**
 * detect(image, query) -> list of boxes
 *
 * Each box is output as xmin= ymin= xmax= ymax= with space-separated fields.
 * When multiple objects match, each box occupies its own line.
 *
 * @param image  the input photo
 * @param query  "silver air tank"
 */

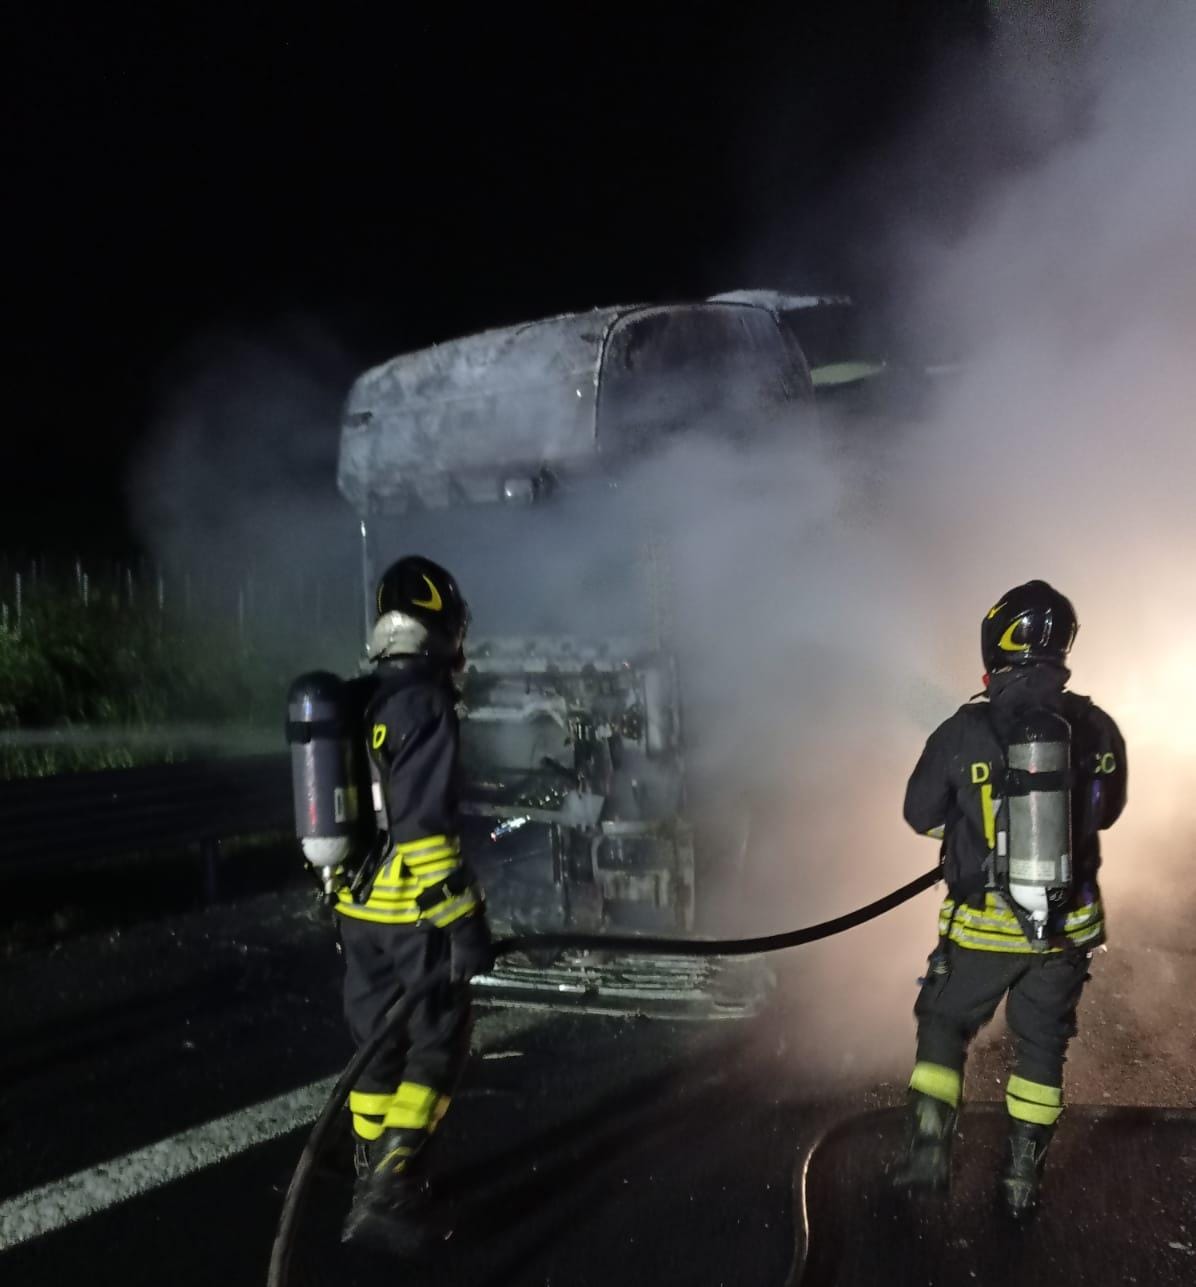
xmin=1002 ymin=708 xmax=1072 ymax=947
xmin=286 ymin=671 xmax=365 ymax=895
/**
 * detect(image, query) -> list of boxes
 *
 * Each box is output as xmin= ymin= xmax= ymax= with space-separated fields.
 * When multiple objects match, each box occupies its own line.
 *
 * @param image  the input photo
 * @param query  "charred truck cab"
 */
xmin=335 ymin=300 xmax=815 ymax=1015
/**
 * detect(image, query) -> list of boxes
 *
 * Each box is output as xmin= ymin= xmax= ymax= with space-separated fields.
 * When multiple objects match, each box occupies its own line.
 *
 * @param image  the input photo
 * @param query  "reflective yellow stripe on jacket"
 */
xmin=335 ymin=834 xmax=480 ymax=927
xmin=938 ymin=892 xmax=1104 ymax=953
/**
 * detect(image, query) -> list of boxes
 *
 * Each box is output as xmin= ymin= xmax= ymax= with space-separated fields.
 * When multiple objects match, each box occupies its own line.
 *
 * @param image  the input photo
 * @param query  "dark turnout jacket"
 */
xmin=335 ymin=658 xmax=480 ymax=929
xmin=904 ymin=664 xmax=1127 ymax=951
xmin=365 ymin=659 xmax=461 ymax=848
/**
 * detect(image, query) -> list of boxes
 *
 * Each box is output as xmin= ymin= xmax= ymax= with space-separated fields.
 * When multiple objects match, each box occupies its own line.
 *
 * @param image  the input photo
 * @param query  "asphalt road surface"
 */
xmin=1 ymin=883 xmax=1192 ymax=1287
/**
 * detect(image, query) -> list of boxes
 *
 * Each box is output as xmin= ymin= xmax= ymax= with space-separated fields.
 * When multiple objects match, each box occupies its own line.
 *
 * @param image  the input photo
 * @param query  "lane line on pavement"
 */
xmin=0 ymin=1076 xmax=336 ymax=1251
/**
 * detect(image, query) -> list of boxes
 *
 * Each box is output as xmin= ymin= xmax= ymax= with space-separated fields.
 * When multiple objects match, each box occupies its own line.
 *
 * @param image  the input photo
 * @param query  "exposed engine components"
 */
xmin=457 ymin=636 xmax=689 ymax=941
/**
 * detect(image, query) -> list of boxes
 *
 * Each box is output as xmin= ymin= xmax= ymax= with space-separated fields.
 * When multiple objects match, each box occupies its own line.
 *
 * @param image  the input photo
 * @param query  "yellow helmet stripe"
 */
xmin=998 ymin=620 xmax=1031 ymax=653
xmin=412 ymin=575 xmax=443 ymax=611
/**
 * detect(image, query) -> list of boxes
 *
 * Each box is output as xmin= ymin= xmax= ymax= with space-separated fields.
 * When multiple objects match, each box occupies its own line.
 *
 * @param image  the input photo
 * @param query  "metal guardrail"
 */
xmin=0 ymin=754 xmax=294 ymax=899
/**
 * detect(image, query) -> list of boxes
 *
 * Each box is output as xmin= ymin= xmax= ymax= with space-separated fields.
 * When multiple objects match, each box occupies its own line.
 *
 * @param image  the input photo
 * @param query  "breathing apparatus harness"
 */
xmin=924 ymin=672 xmax=1079 ymax=979
xmin=287 ymin=659 xmax=475 ymax=911
xmin=976 ymin=670 xmax=1077 ymax=951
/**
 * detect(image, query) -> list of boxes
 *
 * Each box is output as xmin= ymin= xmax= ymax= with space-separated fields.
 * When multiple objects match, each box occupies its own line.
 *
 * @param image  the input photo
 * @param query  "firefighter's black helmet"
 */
xmin=369 ymin=555 xmax=469 ymax=663
xmin=981 ymin=580 xmax=1078 ymax=674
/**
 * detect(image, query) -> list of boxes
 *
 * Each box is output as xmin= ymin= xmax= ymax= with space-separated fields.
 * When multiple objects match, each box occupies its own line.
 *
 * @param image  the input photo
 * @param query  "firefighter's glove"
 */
xmin=448 ymin=912 xmax=495 ymax=983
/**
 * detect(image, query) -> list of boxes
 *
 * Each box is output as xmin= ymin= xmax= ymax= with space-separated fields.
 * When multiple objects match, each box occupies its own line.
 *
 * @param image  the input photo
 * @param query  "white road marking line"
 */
xmin=0 ymin=1076 xmax=336 ymax=1251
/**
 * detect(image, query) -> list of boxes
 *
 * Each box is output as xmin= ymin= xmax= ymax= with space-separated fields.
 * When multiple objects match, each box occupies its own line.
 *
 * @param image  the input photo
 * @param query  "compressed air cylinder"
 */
xmin=1005 ymin=708 xmax=1072 ymax=937
xmin=286 ymin=671 xmax=363 ymax=889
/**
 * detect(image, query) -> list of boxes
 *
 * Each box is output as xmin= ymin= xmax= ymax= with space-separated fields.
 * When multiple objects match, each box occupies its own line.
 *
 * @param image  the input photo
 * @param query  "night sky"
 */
xmin=10 ymin=3 xmax=990 ymax=553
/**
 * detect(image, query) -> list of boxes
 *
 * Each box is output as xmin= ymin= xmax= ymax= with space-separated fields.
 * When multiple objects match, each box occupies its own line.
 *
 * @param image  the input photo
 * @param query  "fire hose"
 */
xmin=266 ymin=864 xmax=940 ymax=1286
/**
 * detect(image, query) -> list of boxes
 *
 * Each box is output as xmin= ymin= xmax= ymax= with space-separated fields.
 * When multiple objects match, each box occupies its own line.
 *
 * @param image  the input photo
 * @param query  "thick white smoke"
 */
xmin=723 ymin=0 xmax=1196 ymax=1081
xmin=887 ymin=0 xmax=1196 ymax=932
xmin=494 ymin=0 xmax=1196 ymax=1082
xmin=128 ymin=320 xmax=363 ymax=669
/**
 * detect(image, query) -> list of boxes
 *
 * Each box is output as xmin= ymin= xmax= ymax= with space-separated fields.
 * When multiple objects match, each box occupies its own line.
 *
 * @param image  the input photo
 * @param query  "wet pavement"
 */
xmin=0 ymin=882 xmax=1192 ymax=1287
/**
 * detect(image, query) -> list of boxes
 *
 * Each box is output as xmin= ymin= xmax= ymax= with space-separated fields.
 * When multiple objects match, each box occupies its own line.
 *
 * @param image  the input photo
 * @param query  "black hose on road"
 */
xmin=266 ymin=865 xmax=940 ymax=1286
xmin=498 ymin=866 xmax=941 ymax=959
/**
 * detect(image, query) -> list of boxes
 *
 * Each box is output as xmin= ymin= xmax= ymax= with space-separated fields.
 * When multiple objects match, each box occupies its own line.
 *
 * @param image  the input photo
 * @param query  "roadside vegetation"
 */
xmin=0 ymin=561 xmax=357 ymax=778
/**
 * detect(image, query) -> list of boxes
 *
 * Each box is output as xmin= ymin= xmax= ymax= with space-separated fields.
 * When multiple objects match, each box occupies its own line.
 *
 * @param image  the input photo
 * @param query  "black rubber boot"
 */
xmin=310 ymin=1117 xmax=361 ymax=1189
xmin=894 ymin=1091 xmax=957 ymax=1192
xmin=1000 ymin=1120 xmax=1053 ymax=1220
xmin=342 ymin=1128 xmax=435 ymax=1255
xmin=350 ymin=1139 xmax=373 ymax=1200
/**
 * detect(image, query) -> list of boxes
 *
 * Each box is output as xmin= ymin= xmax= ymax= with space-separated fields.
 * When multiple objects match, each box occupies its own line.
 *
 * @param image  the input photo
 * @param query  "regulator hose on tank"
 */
xmin=267 ymin=865 xmax=940 ymax=1286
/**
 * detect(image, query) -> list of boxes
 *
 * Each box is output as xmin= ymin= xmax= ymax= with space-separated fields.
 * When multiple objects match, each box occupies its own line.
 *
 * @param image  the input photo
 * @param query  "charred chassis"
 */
xmin=336 ymin=299 xmax=817 ymax=1013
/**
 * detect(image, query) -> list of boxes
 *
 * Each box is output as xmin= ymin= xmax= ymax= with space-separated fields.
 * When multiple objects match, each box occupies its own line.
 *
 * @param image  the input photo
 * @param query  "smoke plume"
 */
xmin=128 ymin=319 xmax=363 ymax=668
xmin=723 ymin=0 xmax=1196 ymax=1083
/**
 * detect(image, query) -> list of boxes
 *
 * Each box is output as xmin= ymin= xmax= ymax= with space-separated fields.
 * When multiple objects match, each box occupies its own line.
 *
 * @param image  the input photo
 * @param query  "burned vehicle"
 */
xmin=335 ymin=300 xmax=816 ymax=1013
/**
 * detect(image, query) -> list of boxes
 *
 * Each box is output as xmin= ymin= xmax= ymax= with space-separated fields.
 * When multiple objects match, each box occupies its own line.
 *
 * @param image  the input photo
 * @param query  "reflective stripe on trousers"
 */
xmin=937 ymin=893 xmax=1104 ymax=953
xmin=348 ymin=1082 xmax=452 ymax=1142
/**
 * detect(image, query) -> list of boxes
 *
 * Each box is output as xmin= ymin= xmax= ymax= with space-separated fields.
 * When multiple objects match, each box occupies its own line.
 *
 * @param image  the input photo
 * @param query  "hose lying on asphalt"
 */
xmin=499 ymin=866 xmax=942 ymax=958
xmin=266 ymin=864 xmax=940 ymax=1286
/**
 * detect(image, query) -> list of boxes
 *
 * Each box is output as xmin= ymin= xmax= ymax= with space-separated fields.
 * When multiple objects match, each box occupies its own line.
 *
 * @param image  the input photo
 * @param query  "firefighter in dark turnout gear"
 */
xmin=340 ymin=555 xmax=494 ymax=1246
xmin=898 ymin=581 xmax=1126 ymax=1217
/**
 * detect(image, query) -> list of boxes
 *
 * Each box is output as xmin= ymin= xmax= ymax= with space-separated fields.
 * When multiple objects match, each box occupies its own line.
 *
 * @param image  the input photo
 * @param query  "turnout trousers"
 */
xmin=910 ymin=942 xmax=1090 ymax=1126
xmin=339 ymin=918 xmax=472 ymax=1146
